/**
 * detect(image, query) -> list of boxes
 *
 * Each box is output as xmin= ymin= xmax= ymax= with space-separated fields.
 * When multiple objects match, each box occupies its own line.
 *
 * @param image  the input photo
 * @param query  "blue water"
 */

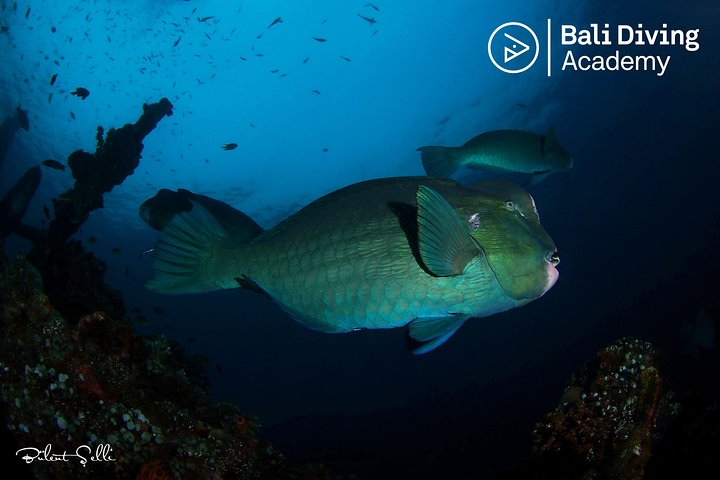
xmin=1 ymin=0 xmax=718 ymax=477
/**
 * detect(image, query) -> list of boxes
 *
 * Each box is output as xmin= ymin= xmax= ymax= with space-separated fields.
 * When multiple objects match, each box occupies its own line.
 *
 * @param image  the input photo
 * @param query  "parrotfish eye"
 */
xmin=504 ymin=201 xmax=514 ymax=210
xmin=467 ymin=213 xmax=481 ymax=231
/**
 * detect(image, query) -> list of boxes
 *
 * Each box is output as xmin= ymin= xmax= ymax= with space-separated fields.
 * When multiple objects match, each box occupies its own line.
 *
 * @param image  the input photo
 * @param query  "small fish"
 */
xmin=302 ymin=57 xmax=309 ymax=64
xmin=50 ymin=73 xmax=57 ymax=85
xmin=1 ymin=26 xmax=9 ymax=33
xmin=25 ymin=6 xmax=29 ymax=19
xmin=365 ymin=3 xmax=380 ymax=11
xmin=48 ymin=93 xmax=53 ymax=103
xmin=173 ymin=36 xmax=181 ymax=47
xmin=112 ymin=247 xmax=122 ymax=254
xmin=312 ymin=37 xmax=327 ymax=42
xmin=222 ymin=143 xmax=238 ymax=150
xmin=239 ymin=55 xmax=247 ymax=61
xmin=249 ymin=122 xmax=255 ymax=127
xmin=70 ymin=87 xmax=90 ymax=100
xmin=255 ymin=53 xmax=264 ymax=57
xmin=87 ymin=236 xmax=97 ymax=245
xmin=267 ymin=17 xmax=282 ymax=29
xmin=322 ymin=147 xmax=329 ymax=152
xmin=270 ymin=68 xmax=279 ymax=73
xmin=340 ymin=56 xmax=352 ymax=62
xmin=51 ymin=26 xmax=56 ymax=33
xmin=41 ymin=159 xmax=65 ymax=171
xmin=139 ymin=247 xmax=154 ymax=258
xmin=357 ymin=13 xmax=377 ymax=25
xmin=43 ymin=205 xmax=50 ymax=219
xmin=198 ymin=16 xmax=214 ymax=23
xmin=312 ymin=89 xmax=321 ymax=95
xmin=256 ymin=32 xmax=263 ymax=40
xmin=70 ymin=112 xmax=76 ymax=120
xmin=205 ymin=32 xmax=212 ymax=40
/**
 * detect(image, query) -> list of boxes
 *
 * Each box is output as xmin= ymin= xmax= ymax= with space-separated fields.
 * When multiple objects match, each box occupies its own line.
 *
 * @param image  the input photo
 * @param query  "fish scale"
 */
xmin=214 ymin=178 xmax=518 ymax=331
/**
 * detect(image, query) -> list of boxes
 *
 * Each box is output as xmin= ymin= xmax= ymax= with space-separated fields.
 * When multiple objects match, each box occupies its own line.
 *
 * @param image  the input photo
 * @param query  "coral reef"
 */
xmin=529 ymin=337 xmax=672 ymax=480
xmin=25 ymin=98 xmax=173 ymax=323
xmin=0 ymin=250 xmax=287 ymax=479
xmin=0 ymin=97 xmax=351 ymax=480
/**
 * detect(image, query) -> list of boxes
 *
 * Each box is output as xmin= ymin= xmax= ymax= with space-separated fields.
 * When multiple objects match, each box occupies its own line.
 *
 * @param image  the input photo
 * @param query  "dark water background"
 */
xmin=1 ymin=0 xmax=718 ymax=478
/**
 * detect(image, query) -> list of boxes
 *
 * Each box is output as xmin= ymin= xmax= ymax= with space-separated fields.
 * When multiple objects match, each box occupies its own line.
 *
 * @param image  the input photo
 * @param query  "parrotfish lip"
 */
xmin=544 ymin=257 xmax=560 ymax=294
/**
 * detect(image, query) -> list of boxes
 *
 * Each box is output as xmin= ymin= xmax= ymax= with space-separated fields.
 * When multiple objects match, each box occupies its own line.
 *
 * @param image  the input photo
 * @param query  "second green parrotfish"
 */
xmin=418 ymin=127 xmax=573 ymax=184
xmin=144 ymin=177 xmax=560 ymax=353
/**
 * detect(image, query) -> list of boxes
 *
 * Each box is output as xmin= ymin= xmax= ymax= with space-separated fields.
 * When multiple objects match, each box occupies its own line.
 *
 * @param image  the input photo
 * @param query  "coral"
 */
xmin=27 ymin=239 xmax=126 ymax=322
xmin=0 ymin=251 xmax=288 ymax=479
xmin=531 ymin=337 xmax=673 ymax=480
xmin=1 ymin=246 xmax=352 ymax=480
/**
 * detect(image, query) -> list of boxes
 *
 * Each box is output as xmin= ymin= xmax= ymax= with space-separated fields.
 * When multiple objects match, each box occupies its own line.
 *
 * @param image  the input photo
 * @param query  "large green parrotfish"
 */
xmin=418 ymin=127 xmax=573 ymax=184
xmin=144 ymin=177 xmax=559 ymax=353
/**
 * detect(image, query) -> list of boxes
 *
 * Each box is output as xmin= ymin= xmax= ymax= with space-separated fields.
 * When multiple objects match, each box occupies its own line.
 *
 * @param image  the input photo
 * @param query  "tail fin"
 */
xmin=417 ymin=146 xmax=458 ymax=178
xmin=145 ymin=201 xmax=230 ymax=294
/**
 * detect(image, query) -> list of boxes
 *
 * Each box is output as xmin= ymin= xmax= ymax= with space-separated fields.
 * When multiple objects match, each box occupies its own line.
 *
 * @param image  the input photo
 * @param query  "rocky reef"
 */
xmin=530 ymin=337 xmax=669 ymax=480
xmin=0 ymin=250 xmax=352 ymax=480
xmin=0 ymin=99 xmax=351 ymax=479
xmin=0 ymin=250 xmax=280 ymax=479
xmin=489 ymin=336 xmax=720 ymax=480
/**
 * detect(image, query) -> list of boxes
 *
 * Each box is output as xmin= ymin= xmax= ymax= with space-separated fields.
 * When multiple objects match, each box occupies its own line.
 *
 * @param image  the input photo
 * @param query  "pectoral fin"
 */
xmin=407 ymin=314 xmax=469 ymax=354
xmin=416 ymin=185 xmax=478 ymax=276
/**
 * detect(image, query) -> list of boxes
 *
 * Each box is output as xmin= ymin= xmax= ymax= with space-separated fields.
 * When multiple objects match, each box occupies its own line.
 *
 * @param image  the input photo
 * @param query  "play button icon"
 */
xmin=488 ymin=22 xmax=540 ymax=74
xmin=503 ymin=33 xmax=530 ymax=63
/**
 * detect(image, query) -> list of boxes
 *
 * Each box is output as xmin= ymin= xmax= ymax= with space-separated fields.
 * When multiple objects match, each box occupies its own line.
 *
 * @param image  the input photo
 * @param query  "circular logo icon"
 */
xmin=488 ymin=22 xmax=539 ymax=74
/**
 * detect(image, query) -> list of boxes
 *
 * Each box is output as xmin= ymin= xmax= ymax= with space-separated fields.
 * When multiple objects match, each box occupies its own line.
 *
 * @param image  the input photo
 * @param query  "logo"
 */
xmin=488 ymin=22 xmax=540 ymax=73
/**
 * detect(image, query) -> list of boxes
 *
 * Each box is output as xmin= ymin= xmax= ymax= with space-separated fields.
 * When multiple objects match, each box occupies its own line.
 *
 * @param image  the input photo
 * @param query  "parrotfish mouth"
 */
xmin=489 ymin=248 xmax=560 ymax=301
xmin=543 ymin=250 xmax=560 ymax=294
